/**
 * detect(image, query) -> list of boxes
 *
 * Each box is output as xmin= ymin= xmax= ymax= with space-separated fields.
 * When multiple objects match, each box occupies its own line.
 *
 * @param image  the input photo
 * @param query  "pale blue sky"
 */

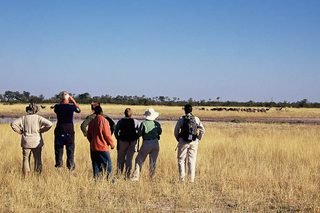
xmin=0 ymin=0 xmax=319 ymax=102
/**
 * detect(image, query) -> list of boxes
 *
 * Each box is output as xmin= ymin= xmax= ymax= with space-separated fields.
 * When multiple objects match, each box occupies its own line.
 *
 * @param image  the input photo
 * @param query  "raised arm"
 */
xmin=69 ymin=95 xmax=81 ymax=113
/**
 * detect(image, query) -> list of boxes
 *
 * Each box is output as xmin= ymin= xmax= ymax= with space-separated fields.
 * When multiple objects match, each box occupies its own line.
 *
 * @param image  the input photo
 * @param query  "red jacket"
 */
xmin=87 ymin=114 xmax=115 ymax=152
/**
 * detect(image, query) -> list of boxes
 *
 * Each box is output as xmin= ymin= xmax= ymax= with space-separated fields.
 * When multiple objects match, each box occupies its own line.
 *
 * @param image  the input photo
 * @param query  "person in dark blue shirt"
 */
xmin=53 ymin=91 xmax=81 ymax=170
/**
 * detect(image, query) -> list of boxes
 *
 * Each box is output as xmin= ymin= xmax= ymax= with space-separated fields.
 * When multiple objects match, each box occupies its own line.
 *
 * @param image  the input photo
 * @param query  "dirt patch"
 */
xmin=1 ymin=112 xmax=320 ymax=125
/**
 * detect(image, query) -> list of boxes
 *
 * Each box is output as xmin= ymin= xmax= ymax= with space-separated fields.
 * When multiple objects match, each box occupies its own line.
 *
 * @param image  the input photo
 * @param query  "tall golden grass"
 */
xmin=0 ymin=121 xmax=319 ymax=212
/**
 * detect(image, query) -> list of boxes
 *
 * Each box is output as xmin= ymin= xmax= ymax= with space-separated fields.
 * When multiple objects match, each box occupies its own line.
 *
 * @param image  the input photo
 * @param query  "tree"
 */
xmin=22 ymin=91 xmax=30 ymax=101
xmin=76 ymin=92 xmax=91 ymax=103
xmin=158 ymin=96 xmax=165 ymax=103
xmin=30 ymin=94 xmax=45 ymax=103
xmin=297 ymin=99 xmax=308 ymax=108
xmin=4 ymin=90 xmax=16 ymax=103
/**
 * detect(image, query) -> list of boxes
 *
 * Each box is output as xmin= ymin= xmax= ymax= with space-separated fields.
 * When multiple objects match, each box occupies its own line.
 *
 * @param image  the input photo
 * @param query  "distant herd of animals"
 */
xmin=196 ymin=107 xmax=286 ymax=113
xmin=38 ymin=105 xmax=286 ymax=113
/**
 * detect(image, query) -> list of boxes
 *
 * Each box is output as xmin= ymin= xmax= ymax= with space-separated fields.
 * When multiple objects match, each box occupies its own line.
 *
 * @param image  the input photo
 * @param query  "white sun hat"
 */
xmin=144 ymin=108 xmax=159 ymax=121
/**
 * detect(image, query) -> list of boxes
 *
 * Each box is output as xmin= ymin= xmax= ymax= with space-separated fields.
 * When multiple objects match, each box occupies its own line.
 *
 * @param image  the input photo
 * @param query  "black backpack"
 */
xmin=118 ymin=118 xmax=138 ymax=141
xmin=179 ymin=114 xmax=198 ymax=142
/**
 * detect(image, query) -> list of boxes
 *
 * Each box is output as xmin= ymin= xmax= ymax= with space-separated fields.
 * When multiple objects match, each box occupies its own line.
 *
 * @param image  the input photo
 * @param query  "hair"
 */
xmin=94 ymin=106 xmax=103 ymax=115
xmin=184 ymin=104 xmax=193 ymax=114
xmin=124 ymin=108 xmax=132 ymax=117
xmin=59 ymin=91 xmax=69 ymax=101
xmin=91 ymin=102 xmax=100 ymax=111
xmin=26 ymin=103 xmax=39 ymax=114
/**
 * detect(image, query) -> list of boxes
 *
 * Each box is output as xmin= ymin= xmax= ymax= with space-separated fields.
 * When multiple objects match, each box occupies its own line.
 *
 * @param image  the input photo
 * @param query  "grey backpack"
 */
xmin=179 ymin=114 xmax=198 ymax=142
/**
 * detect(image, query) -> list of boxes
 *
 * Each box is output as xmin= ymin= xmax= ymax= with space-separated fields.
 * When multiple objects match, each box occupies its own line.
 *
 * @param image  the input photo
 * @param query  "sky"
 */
xmin=0 ymin=0 xmax=319 ymax=102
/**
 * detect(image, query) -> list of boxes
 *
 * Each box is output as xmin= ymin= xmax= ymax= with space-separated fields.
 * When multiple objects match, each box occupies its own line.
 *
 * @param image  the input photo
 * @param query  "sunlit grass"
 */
xmin=1 ymin=121 xmax=319 ymax=212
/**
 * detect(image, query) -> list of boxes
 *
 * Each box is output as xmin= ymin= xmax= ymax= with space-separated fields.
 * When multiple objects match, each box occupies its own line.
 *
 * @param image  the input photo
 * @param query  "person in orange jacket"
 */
xmin=87 ymin=106 xmax=115 ymax=179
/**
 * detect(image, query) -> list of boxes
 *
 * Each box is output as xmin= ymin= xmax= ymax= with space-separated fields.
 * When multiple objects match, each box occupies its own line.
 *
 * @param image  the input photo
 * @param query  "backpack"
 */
xmin=179 ymin=114 xmax=198 ymax=142
xmin=105 ymin=115 xmax=115 ymax=135
xmin=118 ymin=118 xmax=138 ymax=141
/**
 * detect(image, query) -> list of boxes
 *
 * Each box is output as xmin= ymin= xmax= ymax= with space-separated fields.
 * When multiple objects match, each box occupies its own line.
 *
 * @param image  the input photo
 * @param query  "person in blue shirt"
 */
xmin=53 ymin=91 xmax=81 ymax=170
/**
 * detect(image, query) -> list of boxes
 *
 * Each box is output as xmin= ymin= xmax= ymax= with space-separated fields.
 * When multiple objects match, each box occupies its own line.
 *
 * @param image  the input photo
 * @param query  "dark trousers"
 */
xmin=117 ymin=140 xmax=137 ymax=178
xmin=90 ymin=151 xmax=112 ymax=179
xmin=54 ymin=133 xmax=75 ymax=170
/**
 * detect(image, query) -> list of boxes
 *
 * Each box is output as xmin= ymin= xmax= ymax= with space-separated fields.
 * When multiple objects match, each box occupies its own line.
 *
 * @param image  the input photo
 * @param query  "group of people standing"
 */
xmin=11 ymin=91 xmax=205 ymax=183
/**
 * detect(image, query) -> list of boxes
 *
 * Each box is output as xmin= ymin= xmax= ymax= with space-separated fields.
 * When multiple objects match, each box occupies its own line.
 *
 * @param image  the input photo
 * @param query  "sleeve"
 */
xmin=174 ymin=118 xmax=183 ymax=141
xmin=134 ymin=119 xmax=140 ymax=129
xmin=87 ymin=122 xmax=93 ymax=143
xmin=73 ymin=105 xmax=81 ymax=113
xmin=137 ymin=122 xmax=144 ymax=137
xmin=53 ymin=104 xmax=58 ymax=113
xmin=196 ymin=117 xmax=205 ymax=140
xmin=114 ymin=119 xmax=122 ymax=140
xmin=10 ymin=117 xmax=23 ymax=134
xmin=106 ymin=116 xmax=115 ymax=135
xmin=156 ymin=121 xmax=162 ymax=136
xmin=80 ymin=116 xmax=91 ymax=137
xmin=38 ymin=116 xmax=53 ymax=133
xmin=102 ymin=119 xmax=115 ymax=149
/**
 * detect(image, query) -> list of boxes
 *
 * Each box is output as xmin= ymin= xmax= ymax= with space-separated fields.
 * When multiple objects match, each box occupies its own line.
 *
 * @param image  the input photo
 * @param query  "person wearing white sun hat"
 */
xmin=131 ymin=108 xmax=162 ymax=181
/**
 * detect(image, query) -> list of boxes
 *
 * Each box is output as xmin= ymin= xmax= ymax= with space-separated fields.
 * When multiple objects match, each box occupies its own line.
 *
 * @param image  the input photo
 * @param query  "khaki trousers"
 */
xmin=132 ymin=139 xmax=159 ymax=180
xmin=177 ymin=139 xmax=199 ymax=182
xmin=22 ymin=145 xmax=42 ymax=174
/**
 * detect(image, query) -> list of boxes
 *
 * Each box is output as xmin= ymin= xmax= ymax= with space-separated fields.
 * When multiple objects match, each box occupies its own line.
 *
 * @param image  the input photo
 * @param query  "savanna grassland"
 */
xmin=2 ymin=103 xmax=320 ymax=121
xmin=0 ymin=104 xmax=320 ymax=212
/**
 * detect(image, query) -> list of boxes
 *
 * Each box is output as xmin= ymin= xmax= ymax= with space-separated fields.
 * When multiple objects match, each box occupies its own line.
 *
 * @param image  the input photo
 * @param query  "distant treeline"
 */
xmin=0 ymin=90 xmax=319 ymax=108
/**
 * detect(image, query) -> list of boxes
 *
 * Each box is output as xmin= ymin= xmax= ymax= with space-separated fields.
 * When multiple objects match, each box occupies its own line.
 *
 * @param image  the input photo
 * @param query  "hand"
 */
xmin=64 ymin=93 xmax=70 ymax=101
xmin=69 ymin=95 xmax=80 ymax=109
xmin=68 ymin=95 xmax=75 ymax=102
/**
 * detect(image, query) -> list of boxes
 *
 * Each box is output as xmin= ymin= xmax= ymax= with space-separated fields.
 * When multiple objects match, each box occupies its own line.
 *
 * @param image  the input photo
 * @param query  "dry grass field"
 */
xmin=1 ymin=117 xmax=320 ymax=212
xmin=2 ymin=103 xmax=320 ymax=121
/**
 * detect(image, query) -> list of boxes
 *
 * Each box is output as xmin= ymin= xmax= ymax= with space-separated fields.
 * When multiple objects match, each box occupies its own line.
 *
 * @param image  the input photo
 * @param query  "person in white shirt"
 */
xmin=174 ymin=104 xmax=205 ymax=183
xmin=11 ymin=103 xmax=52 ymax=177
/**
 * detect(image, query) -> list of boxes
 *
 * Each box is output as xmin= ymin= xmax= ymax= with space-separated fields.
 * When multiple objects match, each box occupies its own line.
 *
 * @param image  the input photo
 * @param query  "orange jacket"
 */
xmin=87 ymin=114 xmax=115 ymax=152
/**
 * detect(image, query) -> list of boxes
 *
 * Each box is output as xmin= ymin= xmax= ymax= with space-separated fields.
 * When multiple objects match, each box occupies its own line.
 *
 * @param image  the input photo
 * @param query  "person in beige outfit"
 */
xmin=11 ymin=103 xmax=52 ymax=177
xmin=174 ymin=104 xmax=205 ymax=183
